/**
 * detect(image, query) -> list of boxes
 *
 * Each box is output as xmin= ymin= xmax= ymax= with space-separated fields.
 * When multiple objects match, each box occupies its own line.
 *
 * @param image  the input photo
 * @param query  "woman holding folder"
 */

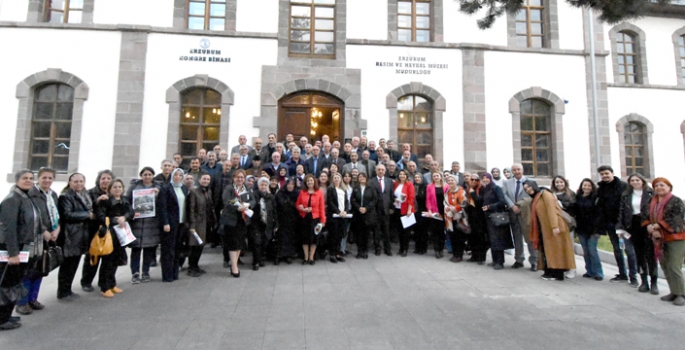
xmin=392 ymin=170 xmax=415 ymax=257
xmin=326 ymin=173 xmax=349 ymax=263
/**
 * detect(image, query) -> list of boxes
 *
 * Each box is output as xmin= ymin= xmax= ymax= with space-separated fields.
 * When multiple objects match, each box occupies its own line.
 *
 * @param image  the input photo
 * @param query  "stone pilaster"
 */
xmin=462 ymin=49 xmax=486 ymax=172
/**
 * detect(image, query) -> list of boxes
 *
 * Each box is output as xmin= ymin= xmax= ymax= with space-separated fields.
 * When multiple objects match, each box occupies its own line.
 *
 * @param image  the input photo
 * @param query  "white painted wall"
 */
xmin=93 ymin=0 xmax=173 ymax=27
xmin=604 ymin=17 xmax=685 ymax=86
xmin=607 ymin=87 xmax=685 ymax=197
xmin=484 ymin=51 xmax=591 ymax=187
xmin=346 ymin=44 xmax=463 ymax=167
xmin=557 ymin=2 xmax=585 ymax=51
xmin=0 ymin=0 xmax=27 ymax=21
xmin=0 ymin=28 xmax=121 ymax=195
xmin=236 ymin=0 xmax=278 ymax=33
xmin=141 ymin=34 xmax=277 ymax=170
xmin=347 ymin=0 xmax=386 ymax=40
xmin=444 ymin=1 xmax=507 ymax=46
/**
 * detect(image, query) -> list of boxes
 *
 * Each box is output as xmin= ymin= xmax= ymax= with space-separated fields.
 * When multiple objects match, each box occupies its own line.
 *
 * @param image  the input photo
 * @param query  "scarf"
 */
xmin=235 ymin=185 xmax=247 ymax=222
xmin=649 ymin=192 xmax=673 ymax=260
xmin=491 ymin=168 xmax=501 ymax=181
xmin=171 ymin=169 xmax=184 ymax=188
xmin=39 ymin=186 xmax=60 ymax=230
xmin=14 ymin=187 xmax=42 ymax=256
xmin=444 ymin=186 xmax=464 ymax=231
xmin=75 ymin=189 xmax=93 ymax=211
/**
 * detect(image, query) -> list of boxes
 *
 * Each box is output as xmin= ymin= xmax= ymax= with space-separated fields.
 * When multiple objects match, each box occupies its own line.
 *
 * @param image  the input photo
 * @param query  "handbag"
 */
xmin=89 ymin=218 xmax=114 ymax=266
xmin=38 ymin=243 xmax=63 ymax=276
xmin=560 ymin=210 xmax=577 ymax=231
xmin=488 ymin=212 xmax=510 ymax=227
xmin=456 ymin=219 xmax=471 ymax=234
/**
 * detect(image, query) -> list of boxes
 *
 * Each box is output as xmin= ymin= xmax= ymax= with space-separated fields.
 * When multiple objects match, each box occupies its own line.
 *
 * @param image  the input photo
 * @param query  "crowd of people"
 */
xmin=1 ymin=133 xmax=684 ymax=331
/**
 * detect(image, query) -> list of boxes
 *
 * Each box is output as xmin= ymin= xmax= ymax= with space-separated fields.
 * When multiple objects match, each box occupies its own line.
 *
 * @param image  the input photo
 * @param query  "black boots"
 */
xmin=638 ymin=274 xmax=650 ymax=293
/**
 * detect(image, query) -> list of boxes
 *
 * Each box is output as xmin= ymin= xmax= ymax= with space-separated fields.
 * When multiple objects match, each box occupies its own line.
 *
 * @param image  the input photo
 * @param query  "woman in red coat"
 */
xmin=392 ymin=170 xmax=415 ymax=256
xmin=297 ymin=174 xmax=326 ymax=265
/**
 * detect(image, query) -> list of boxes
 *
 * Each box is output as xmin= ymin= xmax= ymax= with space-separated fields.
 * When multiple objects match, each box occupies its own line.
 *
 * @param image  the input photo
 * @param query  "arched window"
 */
xmin=179 ymin=88 xmax=222 ymax=161
xmin=678 ymin=35 xmax=685 ymax=84
xmin=624 ymin=122 xmax=646 ymax=176
xmin=397 ymin=94 xmax=433 ymax=160
xmin=520 ymin=99 xmax=552 ymax=177
xmin=397 ymin=0 xmax=431 ymax=42
xmin=187 ymin=0 xmax=227 ymax=30
xmin=288 ymin=0 xmax=336 ymax=58
xmin=515 ymin=0 xmax=545 ymax=48
xmin=616 ymin=31 xmax=638 ymax=83
xmin=29 ymin=83 xmax=74 ymax=172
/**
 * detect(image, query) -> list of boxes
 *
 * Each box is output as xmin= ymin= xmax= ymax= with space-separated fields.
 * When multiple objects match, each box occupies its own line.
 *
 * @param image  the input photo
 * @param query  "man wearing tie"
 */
xmin=238 ymin=145 xmax=252 ymax=170
xmin=325 ymin=148 xmax=346 ymax=170
xmin=342 ymin=153 xmax=367 ymax=176
xmin=503 ymin=163 xmax=537 ymax=270
xmin=368 ymin=164 xmax=394 ymax=256
xmin=306 ymin=146 xmax=324 ymax=177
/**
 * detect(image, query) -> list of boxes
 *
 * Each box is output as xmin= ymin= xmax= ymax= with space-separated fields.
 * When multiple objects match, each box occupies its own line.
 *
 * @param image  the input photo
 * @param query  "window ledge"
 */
xmin=6 ymin=173 xmax=70 ymax=183
xmin=0 ymin=21 xmax=278 ymax=39
xmin=608 ymin=83 xmax=685 ymax=91
xmin=346 ymin=39 xmax=610 ymax=57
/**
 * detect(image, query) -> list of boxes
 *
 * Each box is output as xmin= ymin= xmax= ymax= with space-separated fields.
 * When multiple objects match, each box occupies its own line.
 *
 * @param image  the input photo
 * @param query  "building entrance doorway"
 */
xmin=278 ymin=91 xmax=343 ymax=142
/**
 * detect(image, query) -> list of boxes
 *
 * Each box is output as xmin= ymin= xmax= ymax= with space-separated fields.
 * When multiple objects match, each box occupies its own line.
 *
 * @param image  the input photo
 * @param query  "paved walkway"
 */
xmin=1 ymin=246 xmax=684 ymax=350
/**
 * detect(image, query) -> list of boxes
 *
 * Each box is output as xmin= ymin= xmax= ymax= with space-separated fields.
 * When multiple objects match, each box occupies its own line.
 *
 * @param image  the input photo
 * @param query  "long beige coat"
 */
xmin=533 ymin=191 xmax=576 ymax=270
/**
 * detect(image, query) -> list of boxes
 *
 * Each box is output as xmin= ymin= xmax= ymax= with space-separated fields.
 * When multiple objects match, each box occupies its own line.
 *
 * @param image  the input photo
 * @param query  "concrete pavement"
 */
xmin=1 ymin=246 xmax=683 ymax=350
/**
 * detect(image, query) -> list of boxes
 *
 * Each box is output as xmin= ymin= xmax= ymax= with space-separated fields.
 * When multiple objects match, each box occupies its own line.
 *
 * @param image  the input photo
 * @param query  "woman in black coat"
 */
xmin=126 ymin=167 xmax=162 ymax=284
xmin=187 ymin=172 xmax=215 ymax=277
xmin=571 ymin=179 xmax=603 ymax=280
xmin=57 ymin=173 xmax=96 ymax=301
xmin=158 ymin=168 xmax=189 ymax=282
xmin=251 ymin=177 xmax=278 ymax=270
xmin=465 ymin=174 xmax=488 ymax=264
xmin=275 ymin=177 xmax=299 ymax=265
xmin=412 ymin=173 xmax=428 ymax=255
xmin=351 ymin=173 xmax=377 ymax=259
xmin=0 ymin=170 xmax=45 ymax=330
xmin=221 ymin=169 xmax=255 ymax=278
xmin=617 ymin=173 xmax=657 ymax=292
xmin=81 ymin=169 xmax=114 ymax=292
xmin=480 ymin=173 xmax=511 ymax=270
xmin=96 ymin=179 xmax=133 ymax=297
xmin=327 ymin=173 xmax=350 ymax=263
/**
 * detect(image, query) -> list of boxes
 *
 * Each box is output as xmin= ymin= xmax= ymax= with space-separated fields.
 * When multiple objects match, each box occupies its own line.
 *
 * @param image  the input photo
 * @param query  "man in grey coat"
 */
xmin=502 ymin=163 xmax=538 ymax=270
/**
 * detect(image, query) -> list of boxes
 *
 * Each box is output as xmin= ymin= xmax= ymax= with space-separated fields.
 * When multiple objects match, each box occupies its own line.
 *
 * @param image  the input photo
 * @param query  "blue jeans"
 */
xmin=17 ymin=277 xmax=42 ymax=306
xmin=579 ymin=234 xmax=603 ymax=278
xmin=606 ymin=222 xmax=637 ymax=278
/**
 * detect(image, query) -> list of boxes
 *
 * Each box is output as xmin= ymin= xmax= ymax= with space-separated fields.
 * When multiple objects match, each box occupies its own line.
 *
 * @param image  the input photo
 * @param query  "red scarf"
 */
xmin=649 ymin=192 xmax=673 ymax=260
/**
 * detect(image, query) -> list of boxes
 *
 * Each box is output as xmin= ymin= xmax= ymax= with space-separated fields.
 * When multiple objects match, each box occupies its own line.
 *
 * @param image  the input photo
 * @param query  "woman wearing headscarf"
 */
xmin=351 ymin=172 xmax=377 ymax=259
xmin=251 ymin=177 xmax=277 ymax=270
xmin=465 ymin=173 xmax=488 ymax=264
xmin=444 ymin=174 xmax=466 ymax=262
xmin=481 ymin=173 xmax=512 ymax=270
xmin=81 ymin=169 xmax=114 ymax=292
xmin=268 ymin=176 xmax=280 ymax=195
xmin=0 ymin=170 xmax=46 ymax=330
xmin=523 ymin=180 xmax=576 ymax=281
xmin=502 ymin=168 xmax=512 ymax=181
xmin=643 ymin=178 xmax=685 ymax=306
xmin=617 ymin=173 xmax=657 ymax=292
xmin=158 ymin=168 xmax=189 ymax=282
xmin=412 ymin=173 xmax=428 ymax=255
xmin=126 ymin=167 xmax=162 ymax=284
xmin=297 ymin=174 xmax=326 ymax=265
xmin=186 ymin=172 xmax=215 ymax=277
xmin=16 ymin=168 xmax=59 ymax=315
xmin=426 ymin=172 xmax=446 ymax=259
xmin=552 ymin=175 xmax=576 ymax=279
xmin=275 ymin=177 xmax=299 ymax=265
xmin=95 ymin=179 xmax=133 ymax=297
xmin=491 ymin=168 xmax=504 ymax=188
xmin=57 ymin=173 xmax=96 ymax=301
xmin=221 ymin=169 xmax=255 ymax=278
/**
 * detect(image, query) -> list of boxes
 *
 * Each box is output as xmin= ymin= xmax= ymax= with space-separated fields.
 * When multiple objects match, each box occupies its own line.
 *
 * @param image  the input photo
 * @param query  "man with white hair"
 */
xmin=502 ymin=163 xmax=537 ymax=270
xmin=284 ymin=146 xmax=306 ymax=176
xmin=231 ymin=135 xmax=254 ymax=155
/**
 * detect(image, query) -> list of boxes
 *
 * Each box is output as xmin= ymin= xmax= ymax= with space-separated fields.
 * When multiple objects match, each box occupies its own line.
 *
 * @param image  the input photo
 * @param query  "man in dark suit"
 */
xmin=306 ymin=146 xmax=325 ymax=177
xmin=367 ymin=164 xmax=394 ymax=256
xmin=325 ymin=148 xmax=346 ymax=171
xmin=400 ymin=143 xmax=419 ymax=164
xmin=361 ymin=150 xmax=377 ymax=178
xmin=231 ymin=135 xmax=254 ymax=156
xmin=259 ymin=133 xmax=277 ymax=163
xmin=448 ymin=161 xmax=465 ymax=187
xmin=263 ymin=152 xmax=287 ymax=178
xmin=238 ymin=145 xmax=253 ymax=170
